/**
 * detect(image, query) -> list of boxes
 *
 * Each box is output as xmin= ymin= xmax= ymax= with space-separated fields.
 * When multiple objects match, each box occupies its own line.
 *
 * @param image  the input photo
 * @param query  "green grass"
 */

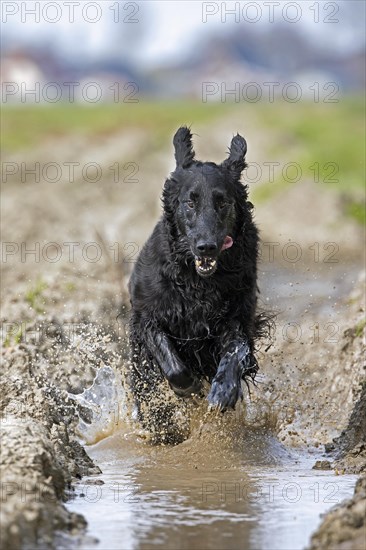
xmin=344 ymin=199 xmax=366 ymax=225
xmin=25 ymin=279 xmax=47 ymax=313
xmin=355 ymin=318 xmax=366 ymax=338
xmin=2 ymin=326 xmax=23 ymax=348
xmin=1 ymin=101 xmax=235 ymax=153
xmin=251 ymin=96 xmax=365 ymax=224
xmin=64 ymin=281 xmax=76 ymax=292
xmin=254 ymin=97 xmax=365 ymax=191
xmin=3 ymin=98 xmax=364 ymax=224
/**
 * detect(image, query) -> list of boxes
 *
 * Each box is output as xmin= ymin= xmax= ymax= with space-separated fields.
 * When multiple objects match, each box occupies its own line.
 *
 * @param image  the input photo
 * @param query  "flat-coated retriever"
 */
xmin=128 ymin=127 xmax=264 ymax=443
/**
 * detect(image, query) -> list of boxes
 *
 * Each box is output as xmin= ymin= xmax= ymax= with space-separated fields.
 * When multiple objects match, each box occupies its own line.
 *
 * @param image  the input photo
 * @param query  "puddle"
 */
xmin=66 ymin=429 xmax=356 ymax=550
xmin=63 ymin=261 xmax=361 ymax=550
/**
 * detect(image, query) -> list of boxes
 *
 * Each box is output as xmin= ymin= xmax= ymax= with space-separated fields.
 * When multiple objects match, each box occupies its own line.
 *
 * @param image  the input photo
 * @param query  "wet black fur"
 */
xmin=128 ymin=127 xmax=265 ymax=443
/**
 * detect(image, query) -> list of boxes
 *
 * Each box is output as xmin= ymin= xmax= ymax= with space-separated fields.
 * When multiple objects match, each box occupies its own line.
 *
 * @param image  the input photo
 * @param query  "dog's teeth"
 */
xmin=195 ymin=256 xmax=217 ymax=276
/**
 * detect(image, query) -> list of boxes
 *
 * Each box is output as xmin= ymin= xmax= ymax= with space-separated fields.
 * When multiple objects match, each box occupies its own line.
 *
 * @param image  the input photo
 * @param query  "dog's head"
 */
xmin=163 ymin=126 xmax=250 ymax=277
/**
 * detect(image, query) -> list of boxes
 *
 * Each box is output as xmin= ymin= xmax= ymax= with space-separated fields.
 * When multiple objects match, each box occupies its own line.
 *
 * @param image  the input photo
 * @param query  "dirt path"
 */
xmin=1 ymin=111 xmax=365 ymax=548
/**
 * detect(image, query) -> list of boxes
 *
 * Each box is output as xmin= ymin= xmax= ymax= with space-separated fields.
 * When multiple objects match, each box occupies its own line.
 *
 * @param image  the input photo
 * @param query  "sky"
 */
xmin=2 ymin=1 xmax=365 ymax=67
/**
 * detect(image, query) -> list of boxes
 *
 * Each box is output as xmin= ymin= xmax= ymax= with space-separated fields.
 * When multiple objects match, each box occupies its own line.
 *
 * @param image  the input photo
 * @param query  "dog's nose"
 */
xmin=196 ymin=241 xmax=218 ymax=255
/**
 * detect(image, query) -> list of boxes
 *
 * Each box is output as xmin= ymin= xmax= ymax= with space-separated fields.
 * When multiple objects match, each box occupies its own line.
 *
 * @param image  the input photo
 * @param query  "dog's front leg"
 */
xmin=145 ymin=328 xmax=202 ymax=397
xmin=207 ymin=338 xmax=251 ymax=411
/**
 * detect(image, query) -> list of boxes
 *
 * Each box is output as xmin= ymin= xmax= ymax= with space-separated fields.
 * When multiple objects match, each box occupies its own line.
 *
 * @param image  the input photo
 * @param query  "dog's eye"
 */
xmin=186 ymin=200 xmax=195 ymax=209
xmin=217 ymin=200 xmax=227 ymax=209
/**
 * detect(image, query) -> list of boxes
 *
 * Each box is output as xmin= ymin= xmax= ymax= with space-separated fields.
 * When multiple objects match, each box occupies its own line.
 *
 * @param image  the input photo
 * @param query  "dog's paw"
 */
xmin=207 ymin=374 xmax=242 ymax=411
xmin=169 ymin=371 xmax=203 ymax=398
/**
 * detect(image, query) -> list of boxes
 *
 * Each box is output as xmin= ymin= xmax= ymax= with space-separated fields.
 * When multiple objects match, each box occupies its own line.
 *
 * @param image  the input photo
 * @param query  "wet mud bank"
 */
xmin=309 ymin=383 xmax=366 ymax=550
xmin=1 ymin=268 xmax=364 ymax=549
xmin=1 ymin=268 xmax=129 ymax=548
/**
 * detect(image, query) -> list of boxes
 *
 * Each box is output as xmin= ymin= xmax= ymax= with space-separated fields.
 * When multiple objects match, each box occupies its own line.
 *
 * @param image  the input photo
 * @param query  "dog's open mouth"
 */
xmin=194 ymin=236 xmax=233 ymax=277
xmin=194 ymin=256 xmax=217 ymax=277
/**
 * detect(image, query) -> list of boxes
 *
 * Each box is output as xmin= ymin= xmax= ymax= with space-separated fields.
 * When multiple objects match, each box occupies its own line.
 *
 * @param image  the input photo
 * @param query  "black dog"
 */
xmin=128 ymin=127 xmax=263 ymax=443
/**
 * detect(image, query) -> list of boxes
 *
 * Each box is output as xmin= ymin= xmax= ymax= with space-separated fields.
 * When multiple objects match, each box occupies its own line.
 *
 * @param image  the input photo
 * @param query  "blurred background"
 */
xmin=2 ymin=0 xmax=365 ymax=99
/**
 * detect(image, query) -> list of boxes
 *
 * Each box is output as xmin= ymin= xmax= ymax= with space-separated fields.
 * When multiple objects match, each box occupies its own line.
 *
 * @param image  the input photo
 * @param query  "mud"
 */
xmin=308 ymin=382 xmax=366 ymax=550
xmin=309 ymin=476 xmax=366 ymax=550
xmin=0 ymin=282 xmax=124 ymax=547
xmin=1 ymin=112 xmax=365 ymax=548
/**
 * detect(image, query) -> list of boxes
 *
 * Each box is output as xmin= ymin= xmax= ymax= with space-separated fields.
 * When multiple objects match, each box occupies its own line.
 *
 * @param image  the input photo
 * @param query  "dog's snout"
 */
xmin=196 ymin=241 xmax=218 ymax=255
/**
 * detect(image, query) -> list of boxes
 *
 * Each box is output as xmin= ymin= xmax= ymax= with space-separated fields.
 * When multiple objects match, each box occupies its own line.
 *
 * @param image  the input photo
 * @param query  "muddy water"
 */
xmin=64 ymin=260 xmax=361 ymax=550
xmin=67 ymin=425 xmax=356 ymax=550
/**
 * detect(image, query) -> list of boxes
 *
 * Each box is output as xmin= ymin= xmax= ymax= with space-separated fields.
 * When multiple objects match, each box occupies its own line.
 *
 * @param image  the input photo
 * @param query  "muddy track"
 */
xmin=1 ymin=112 xmax=365 ymax=548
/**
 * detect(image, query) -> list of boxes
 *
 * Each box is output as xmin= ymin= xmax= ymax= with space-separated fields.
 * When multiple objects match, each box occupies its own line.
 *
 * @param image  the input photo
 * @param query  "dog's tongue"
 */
xmin=221 ymin=236 xmax=233 ymax=251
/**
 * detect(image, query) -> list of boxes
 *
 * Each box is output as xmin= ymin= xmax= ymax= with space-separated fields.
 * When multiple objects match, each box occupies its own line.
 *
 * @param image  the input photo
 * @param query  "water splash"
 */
xmin=69 ymin=366 xmax=127 ymax=445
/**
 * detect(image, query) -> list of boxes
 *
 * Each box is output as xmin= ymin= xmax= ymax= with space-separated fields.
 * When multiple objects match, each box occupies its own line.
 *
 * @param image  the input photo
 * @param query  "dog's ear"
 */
xmin=173 ymin=127 xmax=195 ymax=168
xmin=221 ymin=134 xmax=247 ymax=177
